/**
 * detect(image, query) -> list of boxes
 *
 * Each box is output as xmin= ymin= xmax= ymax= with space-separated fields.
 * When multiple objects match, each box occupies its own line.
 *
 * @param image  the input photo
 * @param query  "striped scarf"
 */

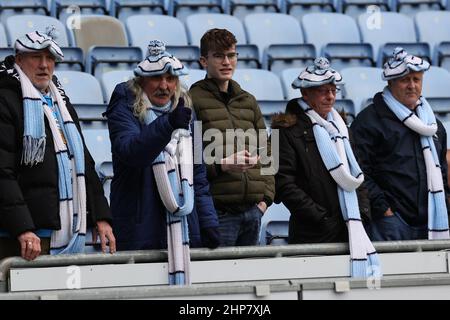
xmin=298 ymin=98 xmax=381 ymax=279
xmin=383 ymin=87 xmax=450 ymax=239
xmin=143 ymin=95 xmax=194 ymax=286
xmin=15 ymin=63 xmax=87 ymax=254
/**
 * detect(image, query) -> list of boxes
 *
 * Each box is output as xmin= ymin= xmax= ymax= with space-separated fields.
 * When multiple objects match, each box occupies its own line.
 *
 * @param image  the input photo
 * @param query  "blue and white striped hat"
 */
xmin=134 ymin=40 xmax=188 ymax=77
xmin=292 ymin=57 xmax=343 ymax=89
xmin=14 ymin=26 xmax=64 ymax=62
xmin=382 ymin=47 xmax=430 ymax=81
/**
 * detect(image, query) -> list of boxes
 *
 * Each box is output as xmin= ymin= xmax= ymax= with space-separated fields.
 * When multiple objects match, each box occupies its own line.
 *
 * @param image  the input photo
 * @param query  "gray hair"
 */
xmin=127 ymin=76 xmax=192 ymax=123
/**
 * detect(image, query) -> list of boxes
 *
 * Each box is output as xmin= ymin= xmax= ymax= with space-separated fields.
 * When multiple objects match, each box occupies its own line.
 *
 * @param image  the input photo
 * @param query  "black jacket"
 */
xmin=351 ymin=92 xmax=449 ymax=226
xmin=0 ymin=55 xmax=110 ymax=238
xmin=273 ymin=99 xmax=370 ymax=244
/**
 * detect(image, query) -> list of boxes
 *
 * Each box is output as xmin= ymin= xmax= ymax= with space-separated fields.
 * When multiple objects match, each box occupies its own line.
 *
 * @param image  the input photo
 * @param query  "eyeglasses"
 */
xmin=314 ymin=87 xmax=341 ymax=95
xmin=208 ymin=52 xmax=239 ymax=62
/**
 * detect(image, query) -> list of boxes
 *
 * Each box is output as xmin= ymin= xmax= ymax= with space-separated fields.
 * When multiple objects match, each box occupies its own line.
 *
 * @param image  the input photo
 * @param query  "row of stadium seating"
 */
xmin=1 ymin=11 xmax=449 ymax=74
xmin=0 ymin=0 xmax=449 ymax=23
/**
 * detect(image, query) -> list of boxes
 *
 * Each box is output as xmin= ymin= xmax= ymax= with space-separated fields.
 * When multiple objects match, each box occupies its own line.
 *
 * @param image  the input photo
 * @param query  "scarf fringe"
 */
xmin=21 ymin=135 xmax=46 ymax=165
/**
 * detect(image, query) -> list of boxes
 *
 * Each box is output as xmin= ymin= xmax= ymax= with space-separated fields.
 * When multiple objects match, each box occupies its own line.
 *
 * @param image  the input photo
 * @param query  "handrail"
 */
xmin=1 ymin=239 xmax=450 ymax=282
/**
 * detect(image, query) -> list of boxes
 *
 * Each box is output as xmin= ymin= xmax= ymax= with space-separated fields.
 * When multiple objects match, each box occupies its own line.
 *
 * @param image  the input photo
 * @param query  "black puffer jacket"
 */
xmin=0 ymin=55 xmax=110 ymax=238
xmin=273 ymin=99 xmax=371 ymax=244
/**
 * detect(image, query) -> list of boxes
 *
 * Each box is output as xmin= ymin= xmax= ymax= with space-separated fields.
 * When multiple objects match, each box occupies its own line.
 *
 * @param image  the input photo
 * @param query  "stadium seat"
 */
xmin=180 ymin=69 xmax=206 ymax=89
xmin=5 ymin=15 xmax=69 ymax=47
xmin=427 ymin=97 xmax=450 ymax=122
xmin=397 ymin=0 xmax=443 ymax=18
xmin=286 ymin=0 xmax=335 ymax=22
xmin=236 ymin=44 xmax=260 ymax=69
xmin=280 ymin=67 xmax=302 ymax=100
xmin=228 ymin=0 xmax=280 ymax=21
xmin=0 ymin=0 xmax=48 ymax=25
xmin=259 ymin=203 xmax=290 ymax=245
xmin=0 ymin=23 xmax=7 ymax=47
xmin=422 ymin=66 xmax=450 ymax=98
xmin=55 ymin=47 xmax=84 ymax=71
xmin=437 ymin=42 xmax=450 ymax=73
xmin=0 ymin=48 xmax=13 ymax=61
xmin=55 ymin=71 xmax=104 ymax=104
xmin=110 ymin=0 xmax=167 ymax=20
xmin=126 ymin=14 xmax=188 ymax=55
xmin=166 ymin=45 xmax=201 ymax=69
xmin=302 ymin=13 xmax=362 ymax=56
xmin=244 ymin=13 xmax=304 ymax=62
xmin=323 ymin=43 xmax=374 ymax=71
xmin=415 ymin=11 xmax=450 ymax=63
xmin=171 ymin=0 xmax=224 ymax=23
xmin=264 ymin=43 xmax=315 ymax=74
xmin=340 ymin=0 xmax=390 ymax=20
xmin=66 ymin=15 xmax=128 ymax=54
xmin=258 ymin=100 xmax=286 ymax=130
xmin=185 ymin=13 xmax=246 ymax=47
xmin=335 ymin=98 xmax=356 ymax=124
xmin=86 ymin=46 xmax=142 ymax=80
xmin=358 ymin=12 xmax=417 ymax=65
xmin=51 ymin=0 xmax=107 ymax=23
xmin=100 ymin=70 xmax=134 ymax=103
xmin=233 ymin=69 xmax=284 ymax=100
xmin=441 ymin=120 xmax=450 ymax=147
xmin=340 ymin=67 xmax=385 ymax=114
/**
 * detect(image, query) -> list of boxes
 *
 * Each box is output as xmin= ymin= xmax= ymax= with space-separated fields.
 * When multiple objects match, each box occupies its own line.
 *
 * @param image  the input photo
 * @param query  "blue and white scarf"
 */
xmin=15 ymin=63 xmax=87 ymax=254
xmin=143 ymin=94 xmax=194 ymax=286
xmin=298 ymin=98 xmax=381 ymax=279
xmin=383 ymin=87 xmax=450 ymax=239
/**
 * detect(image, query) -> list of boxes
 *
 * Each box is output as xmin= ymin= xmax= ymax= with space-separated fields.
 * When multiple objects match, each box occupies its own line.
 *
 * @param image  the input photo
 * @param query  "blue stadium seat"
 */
xmin=302 ymin=13 xmax=361 ymax=56
xmin=437 ymin=42 xmax=450 ymax=73
xmin=286 ymin=0 xmax=336 ymax=22
xmin=228 ymin=0 xmax=280 ymax=21
xmin=233 ymin=69 xmax=284 ymax=100
xmin=171 ymin=0 xmax=224 ymax=23
xmin=66 ymin=15 xmax=128 ymax=54
xmin=55 ymin=47 xmax=84 ymax=71
xmin=110 ymin=0 xmax=167 ymax=20
xmin=335 ymin=98 xmax=356 ymax=124
xmin=396 ymin=0 xmax=443 ymax=18
xmin=264 ymin=43 xmax=315 ymax=74
xmin=86 ymin=46 xmax=142 ymax=80
xmin=0 ymin=0 xmax=48 ymax=24
xmin=126 ymin=14 xmax=188 ymax=55
xmin=340 ymin=67 xmax=385 ymax=114
xmin=280 ymin=67 xmax=302 ymax=100
xmin=55 ymin=71 xmax=104 ymax=104
xmin=166 ymin=45 xmax=201 ymax=69
xmin=0 ymin=23 xmax=7 ymax=47
xmin=244 ymin=13 xmax=304 ymax=62
xmin=51 ymin=0 xmax=107 ymax=23
xmin=415 ymin=11 xmax=450 ymax=63
xmin=180 ymin=69 xmax=206 ymax=89
xmin=323 ymin=43 xmax=374 ymax=71
xmin=82 ymin=128 xmax=112 ymax=198
xmin=441 ymin=120 xmax=450 ymax=147
xmin=0 ymin=48 xmax=13 ymax=61
xmin=358 ymin=12 xmax=417 ymax=65
xmin=259 ymin=203 xmax=290 ymax=245
xmin=100 ymin=70 xmax=134 ymax=103
xmin=5 ymin=15 xmax=69 ymax=47
xmin=427 ymin=97 xmax=450 ymax=122
xmin=422 ymin=66 xmax=450 ymax=98
xmin=185 ymin=13 xmax=246 ymax=47
xmin=258 ymin=100 xmax=286 ymax=130
xmin=339 ymin=0 xmax=390 ymax=20
xmin=236 ymin=44 xmax=260 ymax=69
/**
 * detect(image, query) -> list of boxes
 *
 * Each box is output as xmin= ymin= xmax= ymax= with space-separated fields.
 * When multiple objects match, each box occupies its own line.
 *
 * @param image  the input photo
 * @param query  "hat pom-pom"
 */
xmin=392 ymin=47 xmax=408 ymax=61
xmin=45 ymin=25 xmax=59 ymax=40
xmin=314 ymin=57 xmax=330 ymax=70
xmin=147 ymin=40 xmax=166 ymax=57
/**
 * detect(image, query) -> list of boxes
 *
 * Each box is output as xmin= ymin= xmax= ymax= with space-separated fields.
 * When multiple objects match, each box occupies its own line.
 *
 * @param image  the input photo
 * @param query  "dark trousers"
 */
xmin=371 ymin=212 xmax=427 ymax=241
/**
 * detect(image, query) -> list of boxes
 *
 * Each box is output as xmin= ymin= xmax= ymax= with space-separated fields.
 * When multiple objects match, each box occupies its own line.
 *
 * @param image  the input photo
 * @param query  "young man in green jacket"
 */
xmin=189 ymin=28 xmax=275 ymax=246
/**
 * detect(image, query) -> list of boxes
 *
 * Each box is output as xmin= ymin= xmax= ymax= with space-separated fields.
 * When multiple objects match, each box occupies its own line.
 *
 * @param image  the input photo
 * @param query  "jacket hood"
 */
xmin=271 ymin=113 xmax=298 ymax=129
